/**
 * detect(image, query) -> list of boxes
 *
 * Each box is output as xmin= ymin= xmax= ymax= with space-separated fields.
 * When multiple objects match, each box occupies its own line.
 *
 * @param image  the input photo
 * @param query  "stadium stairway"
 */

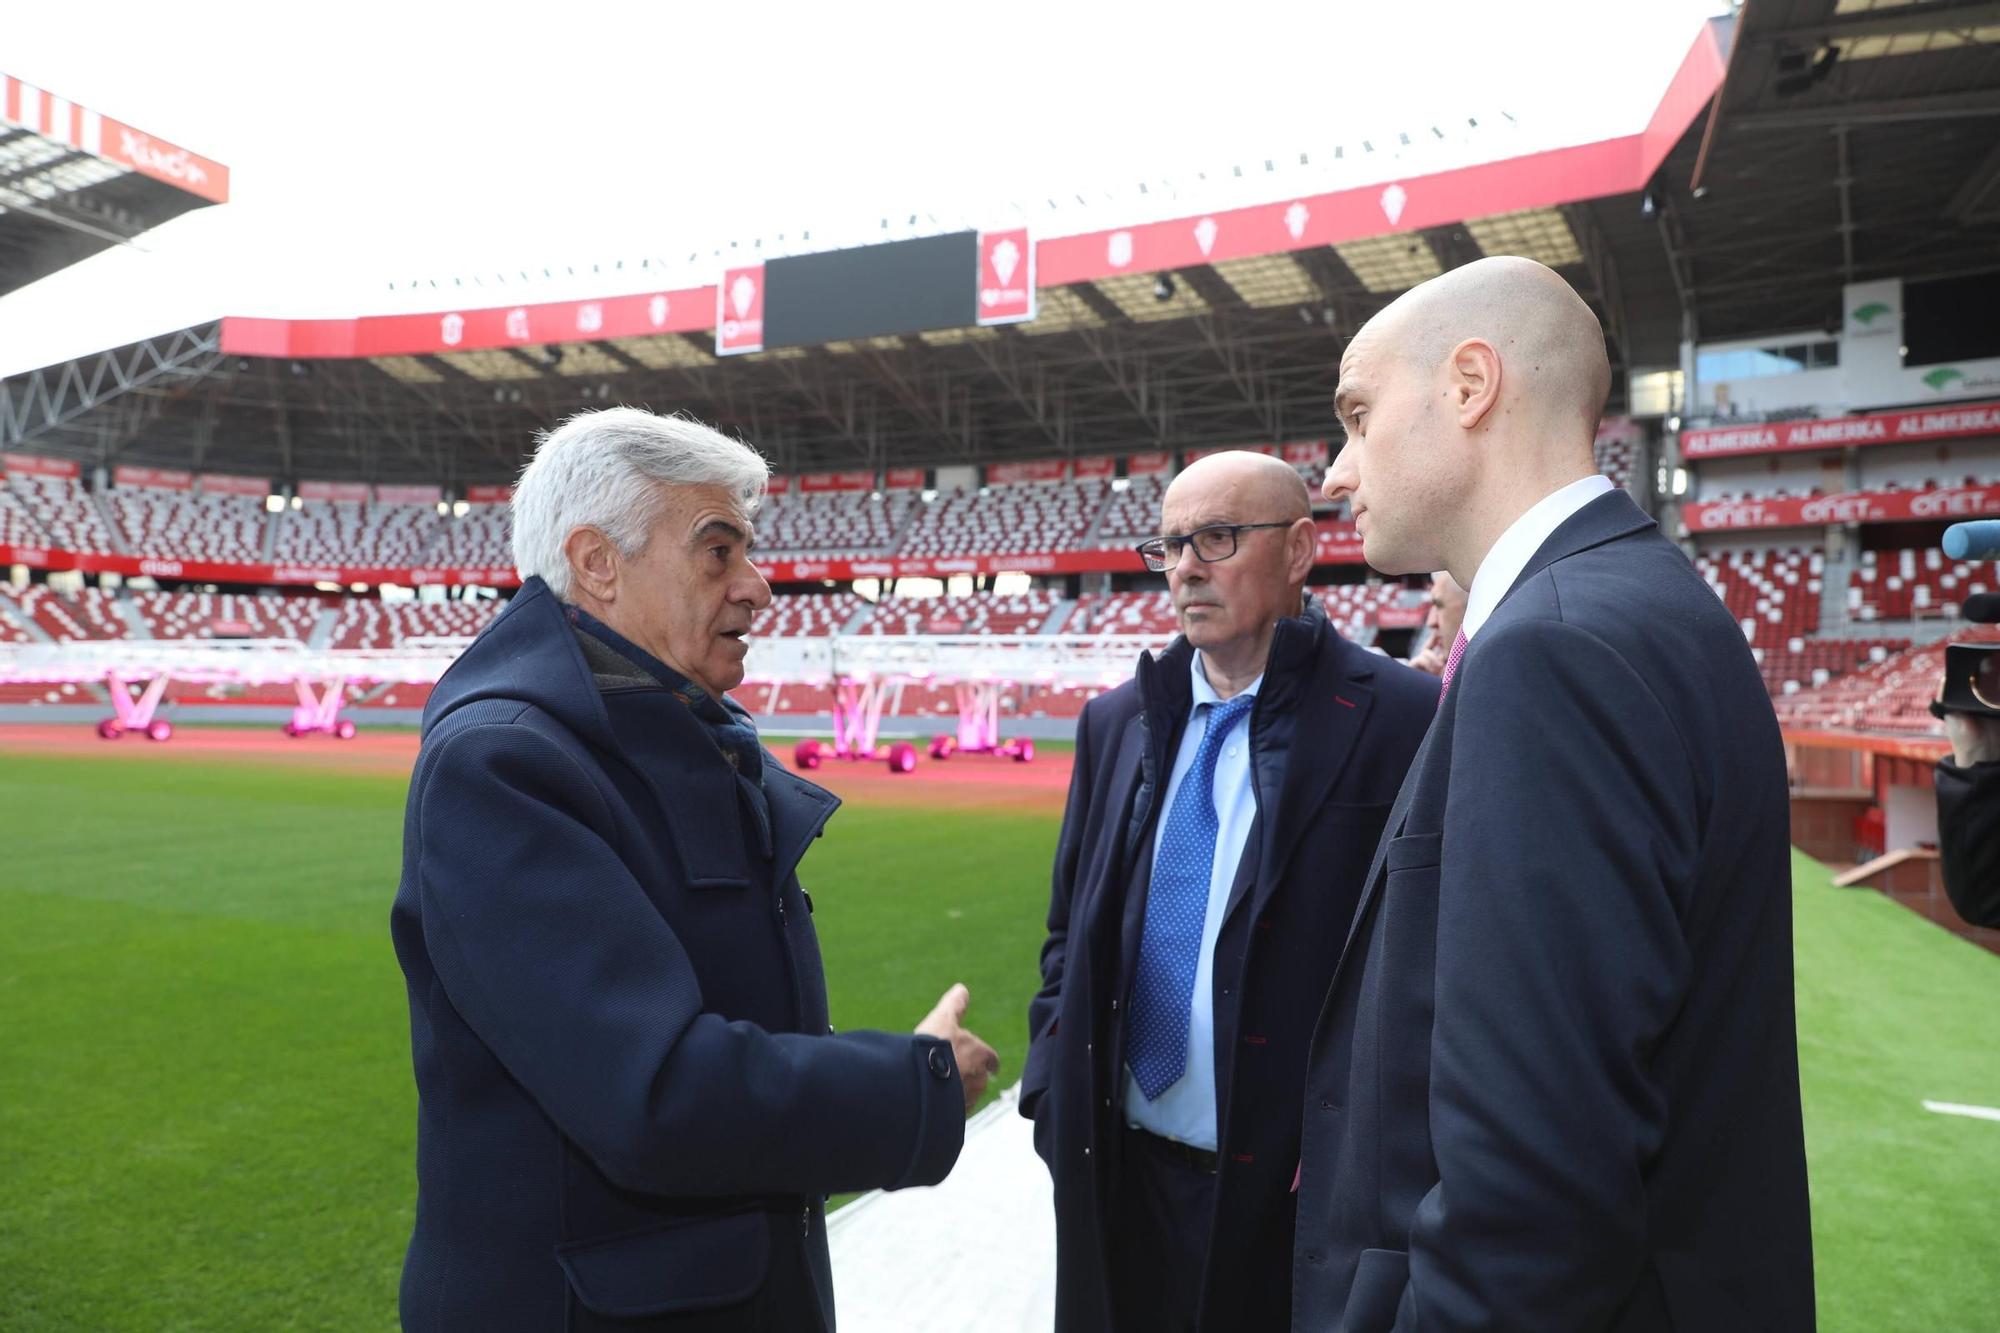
xmin=0 ymin=593 xmax=52 ymax=643
xmin=260 ymin=507 xmax=282 ymax=562
xmin=307 ymin=607 xmax=340 ymax=649
xmin=89 ymin=490 xmax=131 ymax=555
xmin=111 ymin=598 xmax=153 ymax=639
xmin=1037 ymin=599 xmax=1075 ymax=634
xmin=1819 ymin=548 xmax=1854 ymax=635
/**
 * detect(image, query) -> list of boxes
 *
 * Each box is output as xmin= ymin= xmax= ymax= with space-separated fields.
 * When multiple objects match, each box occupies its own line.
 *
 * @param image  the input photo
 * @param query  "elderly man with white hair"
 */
xmin=390 ymin=406 xmax=997 ymax=1333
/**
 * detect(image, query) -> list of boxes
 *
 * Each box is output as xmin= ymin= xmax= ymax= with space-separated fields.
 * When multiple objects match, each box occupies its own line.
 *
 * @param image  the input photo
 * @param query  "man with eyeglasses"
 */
xmin=1020 ymin=449 xmax=1439 ymax=1333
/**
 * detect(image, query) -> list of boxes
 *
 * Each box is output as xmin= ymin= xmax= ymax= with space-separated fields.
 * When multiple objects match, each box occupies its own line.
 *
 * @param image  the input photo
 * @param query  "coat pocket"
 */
xmin=1385 ymin=831 xmax=1442 ymax=873
xmin=1341 ymin=1247 xmax=1410 ymax=1332
xmin=556 ymin=1209 xmax=770 ymax=1320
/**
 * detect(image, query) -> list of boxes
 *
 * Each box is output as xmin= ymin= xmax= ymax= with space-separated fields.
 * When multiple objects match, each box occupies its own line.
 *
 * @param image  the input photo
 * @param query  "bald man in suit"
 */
xmin=1294 ymin=257 xmax=1814 ymax=1332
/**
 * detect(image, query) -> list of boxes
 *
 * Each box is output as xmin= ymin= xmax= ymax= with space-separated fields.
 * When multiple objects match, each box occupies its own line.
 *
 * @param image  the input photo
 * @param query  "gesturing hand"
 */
xmin=916 ymin=982 xmax=1001 ymax=1113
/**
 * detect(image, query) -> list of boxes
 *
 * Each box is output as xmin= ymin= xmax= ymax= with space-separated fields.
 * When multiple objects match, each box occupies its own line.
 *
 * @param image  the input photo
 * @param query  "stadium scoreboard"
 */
xmin=716 ymin=228 xmax=1032 ymax=355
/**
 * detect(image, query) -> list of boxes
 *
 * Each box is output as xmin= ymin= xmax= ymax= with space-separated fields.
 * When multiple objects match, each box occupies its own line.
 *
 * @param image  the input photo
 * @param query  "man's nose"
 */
xmin=1323 ymin=449 xmax=1358 ymax=505
xmin=739 ymin=561 xmax=773 ymax=610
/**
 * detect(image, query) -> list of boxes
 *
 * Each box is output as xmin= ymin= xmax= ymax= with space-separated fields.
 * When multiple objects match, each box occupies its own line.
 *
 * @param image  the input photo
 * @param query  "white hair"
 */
xmin=511 ymin=407 xmax=770 ymax=599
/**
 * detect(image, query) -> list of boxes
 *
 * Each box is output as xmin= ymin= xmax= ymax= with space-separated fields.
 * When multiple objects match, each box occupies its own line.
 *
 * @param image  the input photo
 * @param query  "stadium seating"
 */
xmin=1066 ymin=584 xmax=1407 ymax=638
xmin=1848 ymin=548 xmax=1992 ymax=623
xmin=760 ymin=492 xmax=915 ymax=556
xmin=128 ymin=591 xmax=324 ymax=641
xmin=1068 ymin=590 xmax=1179 ymax=635
xmin=3 ymin=474 xmax=117 ymax=553
xmin=751 ymin=593 xmax=869 ymax=637
xmin=0 ymin=485 xmax=46 ymax=549
xmin=106 ymin=489 xmax=268 ymax=564
xmin=1753 ymin=636 xmax=1910 ymax=697
xmin=0 ymin=584 xmax=127 ymax=641
xmin=1693 ymin=548 xmax=1822 ymax=651
xmin=860 ymin=590 xmax=1058 ymax=635
xmin=1594 ymin=432 xmax=1638 ymax=491
xmin=327 ymin=598 xmax=498 ymax=649
xmin=1091 ymin=477 xmax=1168 ymax=547
xmin=431 ymin=506 xmax=513 ymax=569
xmin=900 ymin=481 xmax=1108 ymax=557
xmin=1773 ymin=627 xmax=2000 ymax=734
xmin=274 ymin=500 xmax=443 ymax=567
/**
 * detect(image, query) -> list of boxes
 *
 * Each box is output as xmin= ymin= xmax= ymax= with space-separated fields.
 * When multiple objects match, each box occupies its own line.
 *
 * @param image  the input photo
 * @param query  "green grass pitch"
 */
xmin=0 ymin=745 xmax=1995 ymax=1330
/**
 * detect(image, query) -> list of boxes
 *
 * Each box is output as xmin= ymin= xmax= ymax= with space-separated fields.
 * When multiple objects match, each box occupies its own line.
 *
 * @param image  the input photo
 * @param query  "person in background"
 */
xmin=1936 ymin=705 xmax=2000 ymax=928
xmin=1022 ymin=449 xmax=1437 ymax=1332
xmin=1407 ymin=570 xmax=1468 ymax=675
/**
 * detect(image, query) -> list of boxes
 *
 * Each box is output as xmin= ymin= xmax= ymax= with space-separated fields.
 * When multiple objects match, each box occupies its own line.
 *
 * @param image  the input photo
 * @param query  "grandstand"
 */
xmin=0 ymin=2 xmax=1997 ymax=911
xmin=108 ymin=486 xmax=268 ymax=564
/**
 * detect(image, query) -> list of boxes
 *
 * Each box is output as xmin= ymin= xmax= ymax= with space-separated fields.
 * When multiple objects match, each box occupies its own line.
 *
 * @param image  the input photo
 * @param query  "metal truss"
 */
xmin=0 ymin=323 xmax=223 ymax=452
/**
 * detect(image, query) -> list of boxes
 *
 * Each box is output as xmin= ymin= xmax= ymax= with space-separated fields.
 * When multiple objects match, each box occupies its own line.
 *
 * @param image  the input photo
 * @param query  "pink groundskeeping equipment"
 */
xmin=751 ymin=633 xmax=1155 ymax=774
xmin=2 ymin=631 xmax=1164 ymax=763
xmin=0 ymin=637 xmax=472 ymax=743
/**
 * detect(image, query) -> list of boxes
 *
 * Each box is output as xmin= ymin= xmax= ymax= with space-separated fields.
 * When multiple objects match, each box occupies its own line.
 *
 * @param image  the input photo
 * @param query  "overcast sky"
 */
xmin=0 ymin=0 xmax=1728 ymax=368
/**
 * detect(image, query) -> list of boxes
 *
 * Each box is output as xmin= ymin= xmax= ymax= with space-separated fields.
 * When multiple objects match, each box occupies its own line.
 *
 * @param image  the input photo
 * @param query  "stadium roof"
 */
xmin=0 ymin=72 xmax=228 ymax=300
xmin=1616 ymin=0 xmax=2000 ymax=346
xmin=7 ymin=4 xmax=2000 ymax=485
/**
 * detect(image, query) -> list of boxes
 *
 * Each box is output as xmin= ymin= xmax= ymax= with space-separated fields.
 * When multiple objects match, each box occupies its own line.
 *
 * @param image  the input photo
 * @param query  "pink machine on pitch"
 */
xmin=764 ymin=634 xmax=1150 ymax=775
xmin=1 ymin=631 xmax=1161 ymax=762
xmin=0 ymin=638 xmax=471 ymax=742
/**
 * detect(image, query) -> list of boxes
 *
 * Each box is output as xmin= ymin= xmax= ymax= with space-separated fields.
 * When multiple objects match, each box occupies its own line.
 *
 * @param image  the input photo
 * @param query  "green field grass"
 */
xmin=0 ymin=744 xmax=1996 ymax=1330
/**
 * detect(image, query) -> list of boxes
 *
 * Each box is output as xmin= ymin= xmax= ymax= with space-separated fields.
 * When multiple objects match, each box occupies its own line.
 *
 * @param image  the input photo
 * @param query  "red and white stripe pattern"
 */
xmin=2 ymin=73 xmax=104 ymax=156
xmin=1 ymin=72 xmax=228 ymax=203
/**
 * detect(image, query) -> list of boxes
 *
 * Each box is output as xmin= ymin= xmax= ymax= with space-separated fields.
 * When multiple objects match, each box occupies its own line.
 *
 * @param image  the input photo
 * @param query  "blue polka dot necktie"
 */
xmin=1126 ymin=692 xmax=1256 ymax=1101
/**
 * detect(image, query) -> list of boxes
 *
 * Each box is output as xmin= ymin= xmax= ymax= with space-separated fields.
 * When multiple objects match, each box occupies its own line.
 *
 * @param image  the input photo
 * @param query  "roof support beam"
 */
xmin=0 ymin=324 xmax=223 ymax=451
xmin=1754 ymin=0 xmax=2000 ymax=46
xmin=1948 ymin=136 xmax=2000 ymax=222
xmin=1731 ymin=88 xmax=2000 ymax=131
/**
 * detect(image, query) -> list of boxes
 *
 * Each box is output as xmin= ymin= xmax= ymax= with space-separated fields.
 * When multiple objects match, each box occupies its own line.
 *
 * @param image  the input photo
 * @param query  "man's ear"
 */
xmin=562 ymin=526 xmax=620 ymax=605
xmin=1285 ymin=516 xmax=1316 ymax=584
xmin=1448 ymin=337 xmax=1502 ymax=432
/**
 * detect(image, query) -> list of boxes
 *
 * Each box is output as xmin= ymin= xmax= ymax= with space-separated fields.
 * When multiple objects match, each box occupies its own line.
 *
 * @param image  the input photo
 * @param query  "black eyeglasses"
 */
xmin=1134 ymin=522 xmax=1295 ymax=573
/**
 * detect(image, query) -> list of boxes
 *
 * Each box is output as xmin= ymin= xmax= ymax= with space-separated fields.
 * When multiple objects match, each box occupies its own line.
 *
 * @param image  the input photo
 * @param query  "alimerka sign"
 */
xmin=1680 ymin=401 xmax=2000 ymax=459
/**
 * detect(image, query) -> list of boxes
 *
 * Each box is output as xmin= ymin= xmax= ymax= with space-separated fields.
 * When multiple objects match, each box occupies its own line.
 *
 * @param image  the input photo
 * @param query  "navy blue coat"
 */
xmin=1022 ymin=602 xmax=1439 ymax=1332
xmin=1293 ymin=491 xmax=1815 ymax=1332
xmin=390 ymin=578 xmax=964 ymax=1332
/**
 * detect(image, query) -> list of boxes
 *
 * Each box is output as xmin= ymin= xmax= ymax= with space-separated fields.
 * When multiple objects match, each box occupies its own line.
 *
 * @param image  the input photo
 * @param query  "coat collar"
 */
xmin=428 ymin=577 xmax=839 ymax=890
xmin=1491 ymin=488 xmax=1655 ymax=623
xmin=1124 ymin=595 xmax=1378 ymax=894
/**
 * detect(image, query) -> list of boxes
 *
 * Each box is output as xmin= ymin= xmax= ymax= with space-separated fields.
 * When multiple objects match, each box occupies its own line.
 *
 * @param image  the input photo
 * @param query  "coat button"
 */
xmin=1110 ymin=998 xmax=1120 ymax=1012
xmin=926 ymin=1045 xmax=953 ymax=1080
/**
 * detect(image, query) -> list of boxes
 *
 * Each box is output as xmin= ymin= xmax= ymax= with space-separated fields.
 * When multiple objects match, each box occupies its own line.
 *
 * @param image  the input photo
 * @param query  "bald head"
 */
xmin=1165 ymin=449 xmax=1312 ymax=523
xmin=1322 ymin=256 xmax=1611 ymax=583
xmin=1371 ymin=255 xmax=1610 ymax=443
xmin=1156 ymin=449 xmax=1318 ymax=691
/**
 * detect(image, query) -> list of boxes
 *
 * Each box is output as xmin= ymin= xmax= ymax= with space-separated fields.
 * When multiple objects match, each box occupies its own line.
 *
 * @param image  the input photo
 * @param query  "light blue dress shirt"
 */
xmin=1123 ymin=650 xmax=1262 ymax=1150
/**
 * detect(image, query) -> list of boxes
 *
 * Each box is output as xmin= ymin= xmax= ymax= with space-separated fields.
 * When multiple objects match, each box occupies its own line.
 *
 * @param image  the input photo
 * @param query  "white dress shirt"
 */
xmin=1461 ymin=475 xmax=1615 ymax=641
xmin=1123 ymin=650 xmax=1262 ymax=1150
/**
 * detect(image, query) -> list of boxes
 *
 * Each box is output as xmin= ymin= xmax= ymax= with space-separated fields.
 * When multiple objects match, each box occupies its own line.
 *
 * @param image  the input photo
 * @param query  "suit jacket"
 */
xmin=391 ymin=578 xmax=964 ymax=1332
xmin=1935 ymin=756 xmax=2000 ymax=928
xmin=1023 ymin=600 xmax=1439 ymax=1332
xmin=1292 ymin=490 xmax=1815 ymax=1332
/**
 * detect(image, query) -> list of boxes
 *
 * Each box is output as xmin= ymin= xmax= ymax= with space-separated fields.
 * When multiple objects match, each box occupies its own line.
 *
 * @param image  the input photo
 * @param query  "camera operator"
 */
xmin=1937 ymin=705 xmax=2000 ymax=929
xmin=1932 ymin=582 xmax=2000 ymax=929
